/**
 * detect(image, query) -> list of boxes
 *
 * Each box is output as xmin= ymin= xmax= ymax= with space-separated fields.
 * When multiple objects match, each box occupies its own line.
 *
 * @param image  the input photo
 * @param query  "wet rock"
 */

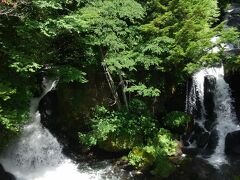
xmin=225 ymin=70 xmax=240 ymax=123
xmin=191 ymin=123 xmax=209 ymax=148
xmin=204 ymin=75 xmax=216 ymax=122
xmin=0 ymin=164 xmax=15 ymax=180
xmin=227 ymin=17 xmax=240 ymax=30
xmin=168 ymin=157 xmax=218 ymax=180
xmin=39 ymin=90 xmax=59 ymax=129
xmin=225 ymin=48 xmax=240 ymax=56
xmin=206 ymin=129 xmax=219 ymax=153
xmin=196 ymin=132 xmax=210 ymax=148
xmin=225 ymin=130 xmax=240 ymax=155
xmin=204 ymin=120 xmax=217 ymax=131
xmin=182 ymin=147 xmax=201 ymax=156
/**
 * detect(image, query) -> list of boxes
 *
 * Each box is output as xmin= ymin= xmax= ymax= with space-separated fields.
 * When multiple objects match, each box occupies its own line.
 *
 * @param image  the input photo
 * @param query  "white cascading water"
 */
xmin=0 ymin=78 xmax=120 ymax=180
xmin=186 ymin=65 xmax=240 ymax=166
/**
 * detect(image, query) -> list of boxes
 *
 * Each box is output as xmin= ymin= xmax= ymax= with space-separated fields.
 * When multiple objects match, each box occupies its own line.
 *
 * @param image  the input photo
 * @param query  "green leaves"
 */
xmin=125 ymin=84 xmax=160 ymax=97
xmin=33 ymin=0 xmax=63 ymax=9
xmin=50 ymin=66 xmax=88 ymax=83
xmin=79 ymin=104 xmax=157 ymax=150
xmin=164 ymin=111 xmax=191 ymax=129
xmin=10 ymin=62 xmax=42 ymax=73
xmin=0 ymin=83 xmax=16 ymax=101
xmin=127 ymin=128 xmax=177 ymax=176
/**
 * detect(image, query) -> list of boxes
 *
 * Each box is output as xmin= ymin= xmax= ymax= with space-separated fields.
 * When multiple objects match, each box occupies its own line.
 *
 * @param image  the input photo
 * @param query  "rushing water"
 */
xmin=0 ymin=79 xmax=123 ymax=180
xmin=186 ymin=65 xmax=240 ymax=167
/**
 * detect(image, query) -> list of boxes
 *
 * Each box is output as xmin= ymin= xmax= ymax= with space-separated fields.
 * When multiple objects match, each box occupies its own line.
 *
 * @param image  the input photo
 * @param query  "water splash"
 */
xmin=0 ymin=79 xmax=122 ymax=180
xmin=207 ymin=68 xmax=240 ymax=166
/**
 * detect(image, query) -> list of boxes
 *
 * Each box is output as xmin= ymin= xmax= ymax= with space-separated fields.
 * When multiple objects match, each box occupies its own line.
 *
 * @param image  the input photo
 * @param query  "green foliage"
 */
xmin=128 ymin=128 xmax=177 ymax=177
xmin=49 ymin=66 xmax=88 ymax=83
xmin=155 ymin=128 xmax=178 ymax=156
xmin=0 ymin=83 xmax=16 ymax=101
xmin=10 ymin=62 xmax=42 ymax=73
xmin=128 ymin=146 xmax=156 ymax=169
xmin=234 ymin=175 xmax=240 ymax=180
xmin=151 ymin=156 xmax=175 ymax=177
xmin=125 ymin=84 xmax=160 ymax=97
xmin=164 ymin=111 xmax=191 ymax=132
xmin=79 ymin=103 xmax=157 ymax=151
xmin=1 ymin=0 xmax=239 ymax=178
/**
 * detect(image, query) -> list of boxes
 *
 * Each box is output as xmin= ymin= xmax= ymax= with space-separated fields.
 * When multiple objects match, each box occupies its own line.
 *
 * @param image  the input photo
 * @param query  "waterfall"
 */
xmin=186 ymin=65 xmax=240 ymax=166
xmin=0 ymin=79 xmax=121 ymax=180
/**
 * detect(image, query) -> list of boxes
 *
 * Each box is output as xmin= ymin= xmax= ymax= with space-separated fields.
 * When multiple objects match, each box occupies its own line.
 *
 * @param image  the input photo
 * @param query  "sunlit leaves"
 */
xmin=33 ymin=0 xmax=62 ymax=9
xmin=0 ymin=83 xmax=16 ymax=101
xmin=50 ymin=66 xmax=88 ymax=83
xmin=125 ymin=84 xmax=160 ymax=97
xmin=10 ymin=62 xmax=42 ymax=73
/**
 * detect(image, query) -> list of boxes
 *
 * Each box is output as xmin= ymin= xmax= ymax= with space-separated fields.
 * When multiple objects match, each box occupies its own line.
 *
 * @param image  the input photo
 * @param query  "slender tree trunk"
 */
xmin=100 ymin=47 xmax=121 ymax=109
xmin=119 ymin=73 xmax=128 ymax=110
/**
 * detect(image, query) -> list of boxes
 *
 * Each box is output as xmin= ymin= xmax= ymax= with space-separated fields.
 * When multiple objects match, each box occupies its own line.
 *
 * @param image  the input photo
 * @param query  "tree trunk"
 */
xmin=99 ymin=47 xmax=121 ymax=109
xmin=102 ymin=64 xmax=121 ymax=109
xmin=119 ymin=73 xmax=128 ymax=110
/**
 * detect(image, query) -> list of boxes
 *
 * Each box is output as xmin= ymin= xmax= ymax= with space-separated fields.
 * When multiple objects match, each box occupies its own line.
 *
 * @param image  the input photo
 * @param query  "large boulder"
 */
xmin=196 ymin=132 xmax=210 ymax=148
xmin=205 ymin=129 xmax=219 ymax=154
xmin=204 ymin=75 xmax=216 ymax=122
xmin=225 ymin=130 xmax=240 ymax=155
xmin=39 ymin=90 xmax=59 ymax=130
xmin=0 ymin=164 xmax=15 ymax=180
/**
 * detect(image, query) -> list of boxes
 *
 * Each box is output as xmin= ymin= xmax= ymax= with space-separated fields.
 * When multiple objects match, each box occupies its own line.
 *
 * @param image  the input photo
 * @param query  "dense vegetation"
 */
xmin=0 ymin=0 xmax=239 ymax=178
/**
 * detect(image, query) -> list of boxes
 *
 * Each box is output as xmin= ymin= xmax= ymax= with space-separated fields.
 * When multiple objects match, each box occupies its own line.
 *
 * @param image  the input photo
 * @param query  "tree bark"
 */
xmin=100 ymin=47 xmax=121 ymax=109
xmin=119 ymin=73 xmax=128 ymax=110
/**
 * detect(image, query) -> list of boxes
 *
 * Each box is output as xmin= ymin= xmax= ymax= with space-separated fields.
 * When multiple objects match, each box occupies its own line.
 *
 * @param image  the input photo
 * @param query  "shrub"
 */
xmin=128 ymin=128 xmax=177 ymax=177
xmin=164 ymin=111 xmax=191 ymax=132
xmin=79 ymin=102 xmax=158 ymax=151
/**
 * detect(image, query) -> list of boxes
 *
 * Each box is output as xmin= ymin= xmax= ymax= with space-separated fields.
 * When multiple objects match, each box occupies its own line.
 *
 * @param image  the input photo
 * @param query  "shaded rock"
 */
xmin=225 ymin=130 xmax=240 ymax=155
xmin=227 ymin=17 xmax=240 ymax=30
xmin=225 ymin=48 xmax=240 ymax=56
xmin=190 ymin=123 xmax=209 ymax=148
xmin=182 ymin=147 xmax=201 ymax=156
xmin=204 ymin=75 xmax=216 ymax=122
xmin=194 ymin=123 xmax=205 ymax=134
xmin=204 ymin=120 xmax=217 ymax=131
xmin=225 ymin=69 xmax=240 ymax=124
xmin=206 ymin=129 xmax=219 ymax=153
xmin=196 ymin=132 xmax=210 ymax=148
xmin=168 ymin=157 xmax=219 ymax=180
xmin=39 ymin=90 xmax=59 ymax=130
xmin=0 ymin=164 xmax=15 ymax=180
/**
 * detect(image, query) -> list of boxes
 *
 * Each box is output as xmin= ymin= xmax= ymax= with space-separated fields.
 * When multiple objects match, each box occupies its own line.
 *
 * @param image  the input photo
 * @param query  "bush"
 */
xmin=79 ymin=102 xmax=158 ymax=151
xmin=79 ymin=103 xmax=180 ymax=178
xmin=164 ymin=111 xmax=191 ymax=133
xmin=128 ymin=128 xmax=177 ymax=177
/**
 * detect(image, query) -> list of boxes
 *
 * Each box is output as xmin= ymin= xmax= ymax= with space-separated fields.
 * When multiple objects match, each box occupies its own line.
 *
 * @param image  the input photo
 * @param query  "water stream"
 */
xmin=0 ymin=79 xmax=123 ymax=180
xmin=186 ymin=65 xmax=240 ymax=167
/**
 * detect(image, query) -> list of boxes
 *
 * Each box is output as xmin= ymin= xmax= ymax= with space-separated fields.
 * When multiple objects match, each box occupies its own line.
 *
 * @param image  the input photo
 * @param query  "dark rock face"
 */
xmin=168 ymin=157 xmax=224 ymax=180
xmin=196 ymin=132 xmax=210 ymax=148
xmin=204 ymin=75 xmax=216 ymax=122
xmin=37 ymin=68 xmax=114 ymax=159
xmin=39 ymin=90 xmax=59 ymax=130
xmin=226 ymin=3 xmax=240 ymax=30
xmin=206 ymin=129 xmax=219 ymax=153
xmin=0 ymin=164 xmax=15 ymax=180
xmin=225 ymin=130 xmax=240 ymax=155
xmin=169 ymin=157 xmax=240 ymax=180
xmin=225 ymin=71 xmax=240 ymax=124
xmin=227 ymin=17 xmax=240 ymax=30
xmin=182 ymin=147 xmax=201 ymax=156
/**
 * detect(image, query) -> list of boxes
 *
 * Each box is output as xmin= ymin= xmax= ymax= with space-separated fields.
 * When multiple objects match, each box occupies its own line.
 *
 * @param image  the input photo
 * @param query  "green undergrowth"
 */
xmin=78 ymin=99 xmax=186 ymax=178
